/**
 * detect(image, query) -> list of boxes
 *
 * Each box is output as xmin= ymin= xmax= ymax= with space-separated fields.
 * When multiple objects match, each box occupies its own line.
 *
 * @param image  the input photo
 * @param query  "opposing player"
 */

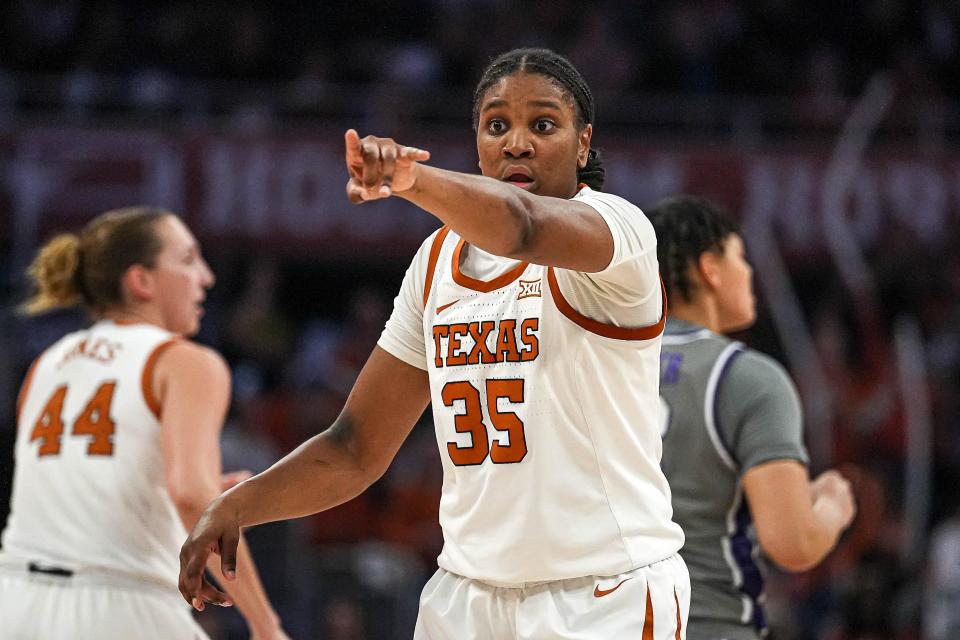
xmin=649 ymin=196 xmax=857 ymax=640
xmin=180 ymin=48 xmax=689 ymax=638
xmin=0 ymin=208 xmax=287 ymax=639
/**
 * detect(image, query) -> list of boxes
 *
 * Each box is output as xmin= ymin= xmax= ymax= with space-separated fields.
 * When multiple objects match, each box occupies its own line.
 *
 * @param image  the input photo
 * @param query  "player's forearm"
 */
xmin=219 ymin=424 xmax=376 ymax=529
xmin=207 ymin=536 xmax=281 ymax=637
xmin=774 ymin=500 xmax=846 ymax=572
xmin=400 ymin=165 xmax=539 ymax=258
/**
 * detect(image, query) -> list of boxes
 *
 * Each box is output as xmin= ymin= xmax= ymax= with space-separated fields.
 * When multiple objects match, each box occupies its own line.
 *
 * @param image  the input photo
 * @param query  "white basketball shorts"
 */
xmin=415 ymin=553 xmax=690 ymax=639
xmin=0 ymin=564 xmax=208 ymax=640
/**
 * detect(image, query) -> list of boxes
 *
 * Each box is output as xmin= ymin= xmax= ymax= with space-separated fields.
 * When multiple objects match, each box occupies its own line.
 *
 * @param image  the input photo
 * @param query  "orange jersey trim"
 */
xmin=674 ymin=588 xmax=683 ymax=640
xmin=451 ymin=239 xmax=529 ymax=293
xmin=643 ymin=584 xmax=655 ymax=640
xmin=423 ymin=226 xmax=452 ymax=309
xmin=547 ymin=267 xmax=667 ymax=341
xmin=15 ymin=357 xmax=42 ymax=425
xmin=141 ymin=338 xmax=180 ymax=420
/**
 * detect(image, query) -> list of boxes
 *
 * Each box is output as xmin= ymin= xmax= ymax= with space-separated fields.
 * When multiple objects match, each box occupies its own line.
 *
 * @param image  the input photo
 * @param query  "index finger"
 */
xmin=179 ymin=540 xmax=212 ymax=602
xmin=399 ymin=146 xmax=430 ymax=162
xmin=344 ymin=129 xmax=363 ymax=164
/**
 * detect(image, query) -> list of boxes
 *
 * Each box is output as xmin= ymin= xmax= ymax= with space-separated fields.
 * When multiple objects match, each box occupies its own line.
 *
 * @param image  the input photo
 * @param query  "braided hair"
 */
xmin=647 ymin=196 xmax=741 ymax=305
xmin=472 ymin=48 xmax=605 ymax=191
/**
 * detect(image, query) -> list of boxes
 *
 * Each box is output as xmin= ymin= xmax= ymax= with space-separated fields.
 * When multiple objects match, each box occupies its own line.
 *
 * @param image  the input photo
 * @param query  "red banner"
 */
xmin=2 ymin=126 xmax=958 ymax=261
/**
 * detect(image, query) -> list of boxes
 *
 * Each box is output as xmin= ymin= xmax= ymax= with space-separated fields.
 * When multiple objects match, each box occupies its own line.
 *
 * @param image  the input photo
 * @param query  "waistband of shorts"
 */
xmin=445 ymin=553 xmax=685 ymax=590
xmin=0 ymin=553 xmax=179 ymax=597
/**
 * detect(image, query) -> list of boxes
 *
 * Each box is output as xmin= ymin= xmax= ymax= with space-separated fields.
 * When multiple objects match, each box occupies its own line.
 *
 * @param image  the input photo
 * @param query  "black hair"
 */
xmin=472 ymin=47 xmax=605 ymax=191
xmin=647 ymin=196 xmax=741 ymax=304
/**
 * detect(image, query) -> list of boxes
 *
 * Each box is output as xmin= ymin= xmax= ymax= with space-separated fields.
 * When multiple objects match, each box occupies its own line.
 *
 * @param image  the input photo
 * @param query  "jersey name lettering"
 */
xmin=57 ymin=338 xmax=123 ymax=368
xmin=432 ymin=317 xmax=540 ymax=368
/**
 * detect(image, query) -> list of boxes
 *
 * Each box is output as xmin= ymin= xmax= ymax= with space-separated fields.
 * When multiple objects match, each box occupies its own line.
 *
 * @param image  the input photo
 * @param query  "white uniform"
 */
xmin=0 ymin=320 xmax=208 ymax=640
xmin=379 ymin=187 xmax=689 ymax=639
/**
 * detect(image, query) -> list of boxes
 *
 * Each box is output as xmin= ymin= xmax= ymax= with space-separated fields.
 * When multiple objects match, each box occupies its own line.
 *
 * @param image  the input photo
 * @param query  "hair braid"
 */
xmin=647 ymin=196 xmax=741 ymax=304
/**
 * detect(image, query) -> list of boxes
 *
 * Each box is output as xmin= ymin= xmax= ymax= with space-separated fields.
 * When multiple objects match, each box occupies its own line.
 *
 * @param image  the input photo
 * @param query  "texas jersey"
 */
xmin=659 ymin=319 xmax=808 ymax=639
xmin=379 ymin=187 xmax=684 ymax=586
xmin=1 ymin=320 xmax=187 ymax=591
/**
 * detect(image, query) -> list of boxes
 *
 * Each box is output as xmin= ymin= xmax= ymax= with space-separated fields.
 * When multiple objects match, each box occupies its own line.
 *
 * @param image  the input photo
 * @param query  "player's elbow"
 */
xmin=167 ymin=478 xmax=217 ymax=517
xmin=763 ymin=545 xmax=821 ymax=573
xmin=759 ymin=527 xmax=831 ymax=573
xmin=322 ymin=415 xmax=388 ymax=489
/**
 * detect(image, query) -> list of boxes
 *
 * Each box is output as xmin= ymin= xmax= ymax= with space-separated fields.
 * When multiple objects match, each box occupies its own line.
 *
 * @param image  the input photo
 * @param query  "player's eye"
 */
xmin=534 ymin=119 xmax=556 ymax=133
xmin=487 ymin=119 xmax=507 ymax=134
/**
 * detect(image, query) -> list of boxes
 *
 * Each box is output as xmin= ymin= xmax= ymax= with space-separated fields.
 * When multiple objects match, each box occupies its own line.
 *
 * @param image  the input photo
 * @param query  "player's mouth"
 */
xmin=502 ymin=167 xmax=535 ymax=190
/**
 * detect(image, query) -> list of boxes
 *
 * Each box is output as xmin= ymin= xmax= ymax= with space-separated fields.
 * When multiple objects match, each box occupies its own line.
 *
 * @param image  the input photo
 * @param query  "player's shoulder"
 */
xmin=155 ymin=339 xmax=229 ymax=381
xmin=662 ymin=323 xmax=732 ymax=351
xmin=575 ymin=187 xmax=643 ymax=215
xmin=726 ymin=347 xmax=799 ymax=399
xmin=575 ymin=187 xmax=655 ymax=241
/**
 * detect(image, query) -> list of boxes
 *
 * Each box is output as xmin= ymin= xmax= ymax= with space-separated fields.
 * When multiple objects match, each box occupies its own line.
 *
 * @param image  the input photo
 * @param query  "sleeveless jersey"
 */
xmin=659 ymin=320 xmax=807 ymax=638
xmin=1 ymin=320 xmax=187 ymax=591
xmin=381 ymin=189 xmax=684 ymax=585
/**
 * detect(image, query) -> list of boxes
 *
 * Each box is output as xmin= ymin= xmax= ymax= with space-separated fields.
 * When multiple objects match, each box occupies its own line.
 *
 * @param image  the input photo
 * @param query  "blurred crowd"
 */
xmin=0 ymin=0 xmax=958 ymax=133
xmin=2 ymin=1 xmax=960 ymax=639
xmin=1 ymin=0 xmax=958 ymax=96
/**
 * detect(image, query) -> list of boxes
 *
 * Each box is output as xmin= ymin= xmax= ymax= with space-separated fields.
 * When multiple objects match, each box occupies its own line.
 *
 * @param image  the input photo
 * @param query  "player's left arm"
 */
xmin=156 ymin=342 xmax=285 ymax=637
xmin=344 ymin=130 xmax=614 ymax=272
xmin=721 ymin=351 xmax=856 ymax=572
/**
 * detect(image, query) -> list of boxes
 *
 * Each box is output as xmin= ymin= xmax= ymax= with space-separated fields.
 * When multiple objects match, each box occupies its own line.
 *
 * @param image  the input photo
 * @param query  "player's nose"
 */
xmin=502 ymin=130 xmax=534 ymax=158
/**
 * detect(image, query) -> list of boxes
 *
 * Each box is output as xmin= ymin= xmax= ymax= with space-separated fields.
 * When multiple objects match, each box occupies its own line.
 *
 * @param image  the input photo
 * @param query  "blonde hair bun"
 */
xmin=23 ymin=233 xmax=83 ymax=315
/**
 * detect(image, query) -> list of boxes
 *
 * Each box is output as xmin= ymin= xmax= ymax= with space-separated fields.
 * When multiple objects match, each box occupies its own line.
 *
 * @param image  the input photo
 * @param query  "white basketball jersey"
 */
xmin=2 ymin=320 xmax=187 ymax=590
xmin=416 ymin=225 xmax=684 ymax=585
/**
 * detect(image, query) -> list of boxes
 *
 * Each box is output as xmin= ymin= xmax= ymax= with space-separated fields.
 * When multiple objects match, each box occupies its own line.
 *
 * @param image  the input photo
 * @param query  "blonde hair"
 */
xmin=23 ymin=234 xmax=84 ymax=314
xmin=23 ymin=207 xmax=173 ymax=316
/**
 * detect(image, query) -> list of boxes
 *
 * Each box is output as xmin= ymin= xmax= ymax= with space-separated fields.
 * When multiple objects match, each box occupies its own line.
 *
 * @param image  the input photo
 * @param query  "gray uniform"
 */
xmin=659 ymin=319 xmax=808 ymax=640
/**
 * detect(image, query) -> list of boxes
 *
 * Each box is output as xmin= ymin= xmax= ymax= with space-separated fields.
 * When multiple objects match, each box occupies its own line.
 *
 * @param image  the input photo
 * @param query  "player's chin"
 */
xmin=724 ymin=307 xmax=756 ymax=333
xmin=176 ymin=315 xmax=202 ymax=338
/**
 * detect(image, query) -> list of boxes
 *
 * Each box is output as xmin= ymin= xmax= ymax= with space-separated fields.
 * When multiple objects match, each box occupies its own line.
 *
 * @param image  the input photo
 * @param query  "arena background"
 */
xmin=1 ymin=1 xmax=959 ymax=638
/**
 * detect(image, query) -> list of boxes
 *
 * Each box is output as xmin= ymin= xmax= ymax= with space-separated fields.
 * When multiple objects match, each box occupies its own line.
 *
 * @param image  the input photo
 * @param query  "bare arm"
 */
xmin=156 ymin=342 xmax=283 ymax=637
xmin=179 ymin=346 xmax=431 ymax=606
xmin=742 ymin=460 xmax=857 ymax=572
xmin=344 ymin=130 xmax=614 ymax=272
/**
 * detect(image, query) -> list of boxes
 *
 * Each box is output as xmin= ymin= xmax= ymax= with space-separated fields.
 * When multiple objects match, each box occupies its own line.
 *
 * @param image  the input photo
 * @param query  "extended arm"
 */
xmin=178 ymin=346 xmax=431 ymax=606
xmin=344 ymin=130 xmax=614 ymax=272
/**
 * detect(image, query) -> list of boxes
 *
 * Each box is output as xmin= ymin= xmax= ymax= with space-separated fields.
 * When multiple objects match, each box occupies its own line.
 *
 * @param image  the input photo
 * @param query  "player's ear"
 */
xmin=122 ymin=264 xmax=155 ymax=304
xmin=697 ymin=251 xmax=723 ymax=291
xmin=577 ymin=124 xmax=593 ymax=168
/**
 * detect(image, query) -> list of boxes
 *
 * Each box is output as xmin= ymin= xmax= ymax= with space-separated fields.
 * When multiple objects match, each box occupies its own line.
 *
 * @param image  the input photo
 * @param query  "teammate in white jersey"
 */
xmin=0 ymin=208 xmax=287 ymax=639
xmin=180 ymin=48 xmax=689 ymax=639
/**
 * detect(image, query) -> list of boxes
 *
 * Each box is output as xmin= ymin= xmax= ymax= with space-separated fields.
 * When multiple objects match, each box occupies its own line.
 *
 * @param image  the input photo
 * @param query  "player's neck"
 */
xmin=102 ymin=305 xmax=165 ymax=330
xmin=667 ymin=299 xmax=721 ymax=334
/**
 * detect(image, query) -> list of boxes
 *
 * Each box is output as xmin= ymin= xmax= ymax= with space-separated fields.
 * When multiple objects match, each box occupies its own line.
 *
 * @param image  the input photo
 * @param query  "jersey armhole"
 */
xmin=422 ymin=226 xmax=451 ymax=309
xmin=141 ymin=338 xmax=180 ymax=420
xmin=547 ymin=268 xmax=668 ymax=340
xmin=15 ymin=357 xmax=42 ymax=425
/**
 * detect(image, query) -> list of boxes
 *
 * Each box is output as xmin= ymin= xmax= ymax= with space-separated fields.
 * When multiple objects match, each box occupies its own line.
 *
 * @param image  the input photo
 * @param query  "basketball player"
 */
xmin=180 ymin=48 xmax=689 ymax=638
xmin=0 ymin=208 xmax=287 ymax=639
xmin=648 ymin=196 xmax=857 ymax=640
